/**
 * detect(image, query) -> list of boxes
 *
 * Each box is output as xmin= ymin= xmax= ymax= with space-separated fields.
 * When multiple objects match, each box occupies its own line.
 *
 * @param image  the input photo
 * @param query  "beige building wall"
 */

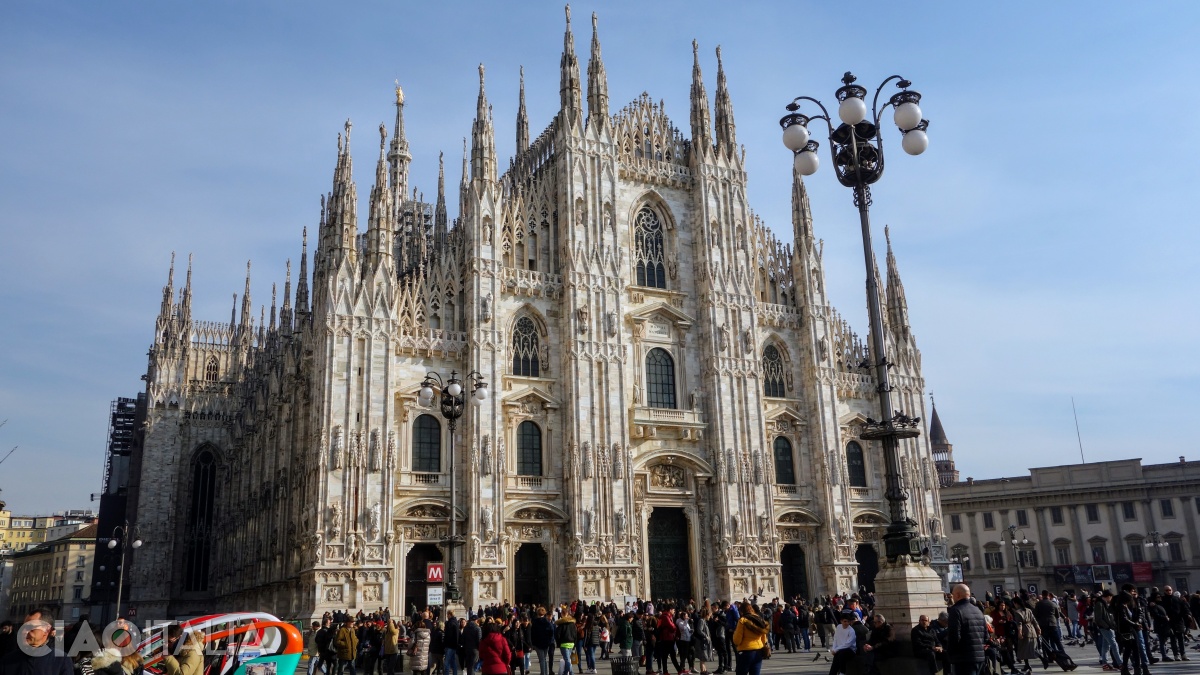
xmin=941 ymin=459 xmax=1200 ymax=599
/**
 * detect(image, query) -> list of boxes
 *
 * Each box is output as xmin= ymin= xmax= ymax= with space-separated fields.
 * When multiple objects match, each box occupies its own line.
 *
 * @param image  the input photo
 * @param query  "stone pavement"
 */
xmin=296 ymin=642 xmax=1200 ymax=675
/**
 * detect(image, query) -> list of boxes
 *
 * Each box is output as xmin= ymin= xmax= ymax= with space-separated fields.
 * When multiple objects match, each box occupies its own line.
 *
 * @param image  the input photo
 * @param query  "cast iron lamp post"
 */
xmin=780 ymin=72 xmax=929 ymax=561
xmin=417 ymin=370 xmax=489 ymax=603
xmin=1003 ymin=524 xmax=1031 ymax=593
xmin=105 ymin=520 xmax=142 ymax=620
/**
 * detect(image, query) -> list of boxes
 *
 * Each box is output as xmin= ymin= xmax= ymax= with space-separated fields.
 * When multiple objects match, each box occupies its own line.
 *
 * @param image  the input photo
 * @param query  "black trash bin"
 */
xmin=610 ymin=655 xmax=638 ymax=675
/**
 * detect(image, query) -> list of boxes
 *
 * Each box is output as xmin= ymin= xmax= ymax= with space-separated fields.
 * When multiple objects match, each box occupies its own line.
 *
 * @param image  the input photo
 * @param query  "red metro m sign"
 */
xmin=426 ymin=562 xmax=444 ymax=583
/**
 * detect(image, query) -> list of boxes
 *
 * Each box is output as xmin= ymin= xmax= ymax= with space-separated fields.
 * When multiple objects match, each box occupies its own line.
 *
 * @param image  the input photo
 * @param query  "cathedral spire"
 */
xmin=434 ymin=152 xmax=448 ymax=250
xmin=280 ymin=259 xmax=293 ymax=336
xmin=516 ymin=66 xmax=529 ymax=154
xmin=884 ymin=226 xmax=910 ymax=333
xmin=328 ymin=121 xmax=359 ymax=263
xmin=459 ymin=137 xmax=469 ymax=217
xmin=366 ymin=123 xmax=395 ymax=269
xmin=714 ymin=45 xmax=737 ymax=157
xmin=559 ymin=5 xmax=582 ymax=128
xmin=471 ymin=64 xmax=497 ymax=184
xmin=791 ymin=163 xmax=814 ymax=245
xmin=269 ymin=282 xmax=277 ymax=331
xmin=689 ymin=40 xmax=712 ymax=154
xmin=239 ymin=261 xmax=253 ymax=337
xmin=180 ymin=253 xmax=193 ymax=324
xmin=296 ymin=227 xmax=310 ymax=316
xmin=388 ymin=81 xmax=411 ymax=200
xmin=586 ymin=11 xmax=609 ymax=129
xmin=160 ymin=251 xmax=176 ymax=318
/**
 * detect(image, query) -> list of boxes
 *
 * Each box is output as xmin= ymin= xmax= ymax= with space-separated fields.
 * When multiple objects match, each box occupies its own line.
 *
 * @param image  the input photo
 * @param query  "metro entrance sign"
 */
xmin=427 ymin=563 xmax=444 ymax=583
xmin=427 ymin=586 xmax=444 ymax=607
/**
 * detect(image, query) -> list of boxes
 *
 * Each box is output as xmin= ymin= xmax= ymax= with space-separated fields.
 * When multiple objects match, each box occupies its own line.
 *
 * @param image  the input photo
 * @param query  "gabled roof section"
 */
xmin=501 ymin=384 xmax=561 ymax=410
xmin=627 ymin=300 xmax=694 ymax=328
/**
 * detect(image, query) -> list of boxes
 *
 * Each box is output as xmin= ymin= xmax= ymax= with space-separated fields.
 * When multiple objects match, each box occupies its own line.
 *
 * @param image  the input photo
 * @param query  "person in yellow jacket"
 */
xmin=334 ymin=618 xmax=360 ymax=675
xmin=161 ymin=625 xmax=203 ymax=675
xmin=730 ymin=603 xmax=769 ymax=675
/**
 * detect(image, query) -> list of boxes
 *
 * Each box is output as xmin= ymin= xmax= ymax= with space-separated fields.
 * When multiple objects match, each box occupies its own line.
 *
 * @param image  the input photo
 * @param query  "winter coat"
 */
xmin=1013 ymin=607 xmax=1039 ymax=662
xmin=444 ymin=621 xmax=462 ymax=651
xmin=693 ymin=618 xmax=712 ymax=660
xmin=910 ymin=624 xmax=939 ymax=659
xmin=554 ymin=617 xmax=577 ymax=647
xmin=479 ymin=633 xmax=512 ymax=675
xmin=530 ymin=617 xmax=555 ymax=650
xmin=162 ymin=634 xmax=204 ymax=675
xmin=87 ymin=650 xmax=140 ymax=675
xmin=655 ymin=616 xmax=677 ymax=643
xmin=459 ymin=622 xmax=482 ymax=651
xmin=613 ymin=621 xmax=635 ymax=651
xmin=731 ymin=614 xmax=769 ymax=652
xmin=383 ymin=623 xmax=403 ymax=656
xmin=335 ymin=626 xmax=359 ymax=661
xmin=408 ymin=628 xmax=431 ymax=673
xmin=946 ymin=599 xmax=987 ymax=666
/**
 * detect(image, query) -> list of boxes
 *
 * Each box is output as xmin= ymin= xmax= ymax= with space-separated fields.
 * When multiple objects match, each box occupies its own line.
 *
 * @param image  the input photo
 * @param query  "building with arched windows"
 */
xmin=124 ymin=9 xmax=943 ymax=619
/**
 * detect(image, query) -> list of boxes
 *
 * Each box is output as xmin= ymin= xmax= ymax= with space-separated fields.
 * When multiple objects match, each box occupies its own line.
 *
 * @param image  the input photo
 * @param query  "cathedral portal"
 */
xmin=514 ymin=544 xmax=549 ymax=606
xmin=647 ymin=507 xmax=693 ymax=603
xmin=404 ymin=544 xmax=442 ymax=615
xmin=780 ymin=544 xmax=810 ymax=601
xmin=855 ymin=544 xmax=879 ymax=593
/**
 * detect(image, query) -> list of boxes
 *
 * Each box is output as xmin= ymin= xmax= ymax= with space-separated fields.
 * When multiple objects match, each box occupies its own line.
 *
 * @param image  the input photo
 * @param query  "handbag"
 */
xmin=759 ymin=644 xmax=771 ymax=660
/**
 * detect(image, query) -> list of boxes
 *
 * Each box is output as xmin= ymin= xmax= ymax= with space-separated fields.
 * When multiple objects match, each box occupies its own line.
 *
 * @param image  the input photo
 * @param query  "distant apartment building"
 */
xmin=7 ymin=524 xmax=98 ymax=620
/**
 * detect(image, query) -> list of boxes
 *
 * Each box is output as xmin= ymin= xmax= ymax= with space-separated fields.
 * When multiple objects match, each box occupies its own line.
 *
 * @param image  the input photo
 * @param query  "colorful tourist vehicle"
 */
xmin=134 ymin=612 xmax=304 ymax=675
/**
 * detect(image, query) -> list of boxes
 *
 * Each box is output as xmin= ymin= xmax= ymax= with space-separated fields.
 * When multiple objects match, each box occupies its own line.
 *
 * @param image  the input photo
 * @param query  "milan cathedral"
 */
xmin=127 ymin=8 xmax=944 ymax=619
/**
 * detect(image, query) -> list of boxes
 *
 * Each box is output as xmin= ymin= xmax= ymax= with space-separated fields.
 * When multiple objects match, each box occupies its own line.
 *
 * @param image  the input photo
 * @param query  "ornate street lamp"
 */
xmin=780 ymin=72 xmax=929 ymax=561
xmin=1004 ymin=524 xmax=1031 ymax=593
xmin=106 ymin=520 xmax=142 ymax=620
xmin=417 ymin=370 xmax=489 ymax=602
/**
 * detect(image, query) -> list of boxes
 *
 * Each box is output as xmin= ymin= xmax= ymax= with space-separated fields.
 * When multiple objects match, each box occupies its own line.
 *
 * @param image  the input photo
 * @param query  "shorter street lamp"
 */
xmin=106 ymin=520 xmax=142 ymax=620
xmin=1144 ymin=531 xmax=1168 ymax=558
xmin=417 ymin=370 xmax=488 ymax=603
xmin=1004 ymin=525 xmax=1030 ymax=594
xmin=951 ymin=543 xmax=970 ymax=583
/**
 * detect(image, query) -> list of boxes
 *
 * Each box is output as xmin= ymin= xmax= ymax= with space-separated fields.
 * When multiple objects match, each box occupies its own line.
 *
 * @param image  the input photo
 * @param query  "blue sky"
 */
xmin=2 ymin=2 xmax=1198 ymax=514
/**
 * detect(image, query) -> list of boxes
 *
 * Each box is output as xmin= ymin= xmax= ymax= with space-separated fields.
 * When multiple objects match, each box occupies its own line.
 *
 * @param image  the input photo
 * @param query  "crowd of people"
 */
xmin=0 ymin=583 xmax=1196 ymax=675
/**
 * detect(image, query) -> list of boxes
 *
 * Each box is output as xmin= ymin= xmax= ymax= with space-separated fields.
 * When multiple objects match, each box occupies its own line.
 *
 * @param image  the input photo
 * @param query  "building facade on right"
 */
xmin=941 ymin=458 xmax=1200 ymax=598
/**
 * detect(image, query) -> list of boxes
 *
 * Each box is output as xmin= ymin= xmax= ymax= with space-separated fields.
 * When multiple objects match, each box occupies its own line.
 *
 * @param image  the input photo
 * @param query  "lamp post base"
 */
xmin=872 ymin=555 xmax=947 ymax=633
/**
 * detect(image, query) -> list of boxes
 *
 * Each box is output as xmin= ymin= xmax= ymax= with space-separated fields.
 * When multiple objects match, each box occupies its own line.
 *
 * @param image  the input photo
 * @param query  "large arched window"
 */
xmin=412 ymin=414 xmax=442 ymax=473
xmin=183 ymin=449 xmax=217 ymax=592
xmin=634 ymin=207 xmax=666 ymax=288
xmin=517 ymin=421 xmax=543 ymax=476
xmin=846 ymin=441 xmax=868 ymax=487
xmin=646 ymin=348 xmax=677 ymax=409
xmin=204 ymin=356 xmax=219 ymax=383
xmin=511 ymin=317 xmax=541 ymax=377
xmin=762 ymin=345 xmax=786 ymax=397
xmin=774 ymin=437 xmax=796 ymax=485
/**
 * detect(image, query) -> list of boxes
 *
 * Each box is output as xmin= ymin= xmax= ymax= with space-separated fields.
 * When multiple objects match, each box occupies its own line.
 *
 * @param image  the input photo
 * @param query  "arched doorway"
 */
xmin=855 ymin=543 xmax=879 ymax=593
xmin=780 ymin=544 xmax=809 ymax=602
xmin=647 ymin=507 xmax=692 ymax=604
xmin=514 ymin=544 xmax=549 ymax=606
xmin=404 ymin=543 xmax=442 ymax=614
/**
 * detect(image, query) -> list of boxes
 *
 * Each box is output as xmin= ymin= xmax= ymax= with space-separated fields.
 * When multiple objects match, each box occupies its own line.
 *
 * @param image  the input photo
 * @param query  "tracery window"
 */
xmin=634 ymin=207 xmax=666 ymax=288
xmin=646 ymin=348 xmax=677 ymax=409
xmin=511 ymin=317 xmax=541 ymax=377
xmin=517 ymin=421 xmax=543 ymax=476
xmin=846 ymin=441 xmax=868 ymax=487
xmin=412 ymin=414 xmax=441 ymax=473
xmin=773 ymin=436 xmax=796 ymax=485
xmin=762 ymin=345 xmax=786 ymax=397
xmin=183 ymin=449 xmax=217 ymax=592
xmin=204 ymin=356 xmax=219 ymax=382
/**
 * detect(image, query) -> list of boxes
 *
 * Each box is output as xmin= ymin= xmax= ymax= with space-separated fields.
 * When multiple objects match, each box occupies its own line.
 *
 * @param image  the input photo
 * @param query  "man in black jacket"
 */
xmin=1161 ymin=586 xmax=1192 ymax=662
xmin=459 ymin=616 xmax=482 ymax=675
xmin=0 ymin=608 xmax=73 ymax=675
xmin=911 ymin=615 xmax=942 ymax=675
xmin=946 ymin=585 xmax=987 ymax=675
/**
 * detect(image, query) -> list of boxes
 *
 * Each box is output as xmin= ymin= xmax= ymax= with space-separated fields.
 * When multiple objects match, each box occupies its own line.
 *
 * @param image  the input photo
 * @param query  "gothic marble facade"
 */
xmin=127 ymin=9 xmax=943 ymax=619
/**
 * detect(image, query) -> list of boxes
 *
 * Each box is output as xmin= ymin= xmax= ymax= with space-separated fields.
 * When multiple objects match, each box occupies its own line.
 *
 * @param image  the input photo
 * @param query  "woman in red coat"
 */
xmin=479 ymin=622 xmax=513 ymax=675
